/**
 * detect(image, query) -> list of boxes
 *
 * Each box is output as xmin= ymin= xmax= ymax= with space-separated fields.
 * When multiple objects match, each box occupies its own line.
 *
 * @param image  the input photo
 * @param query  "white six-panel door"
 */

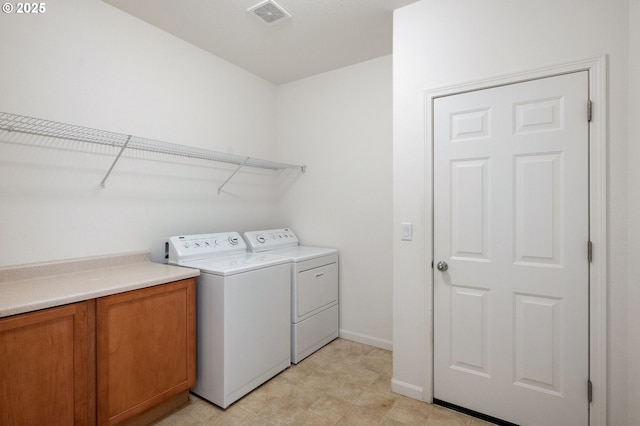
xmin=433 ymin=71 xmax=589 ymax=425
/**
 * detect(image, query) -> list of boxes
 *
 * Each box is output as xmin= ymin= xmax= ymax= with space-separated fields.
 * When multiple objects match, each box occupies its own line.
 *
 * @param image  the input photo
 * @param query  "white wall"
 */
xmin=276 ymin=56 xmax=394 ymax=349
xmin=392 ymin=1 xmax=631 ymax=424
xmin=627 ymin=0 xmax=640 ymax=422
xmin=0 ymin=0 xmax=283 ymax=266
xmin=0 ymin=0 xmax=395 ymax=349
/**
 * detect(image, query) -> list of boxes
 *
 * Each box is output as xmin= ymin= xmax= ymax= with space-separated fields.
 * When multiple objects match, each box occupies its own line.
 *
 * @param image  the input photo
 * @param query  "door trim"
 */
xmin=423 ymin=55 xmax=607 ymax=426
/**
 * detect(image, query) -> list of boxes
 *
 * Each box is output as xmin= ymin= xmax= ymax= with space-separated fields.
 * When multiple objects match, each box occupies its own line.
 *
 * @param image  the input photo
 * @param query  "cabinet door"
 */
xmin=96 ymin=279 xmax=196 ymax=426
xmin=0 ymin=301 xmax=94 ymax=426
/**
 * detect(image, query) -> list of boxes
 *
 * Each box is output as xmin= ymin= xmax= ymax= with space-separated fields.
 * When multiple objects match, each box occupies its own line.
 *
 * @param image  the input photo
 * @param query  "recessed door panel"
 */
xmin=450 ymin=108 xmax=491 ymax=142
xmin=450 ymin=159 xmax=490 ymax=261
xmin=514 ymin=97 xmax=564 ymax=135
xmin=514 ymin=294 xmax=564 ymax=395
xmin=514 ymin=153 xmax=563 ymax=266
xmin=449 ymin=285 xmax=490 ymax=377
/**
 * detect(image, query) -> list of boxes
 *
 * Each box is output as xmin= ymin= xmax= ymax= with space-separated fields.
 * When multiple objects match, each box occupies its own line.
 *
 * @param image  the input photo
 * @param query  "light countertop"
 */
xmin=0 ymin=251 xmax=199 ymax=318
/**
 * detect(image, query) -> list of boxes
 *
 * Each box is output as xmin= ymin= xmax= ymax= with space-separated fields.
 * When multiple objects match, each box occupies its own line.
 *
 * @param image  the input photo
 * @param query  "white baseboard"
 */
xmin=391 ymin=378 xmax=425 ymax=401
xmin=339 ymin=329 xmax=393 ymax=351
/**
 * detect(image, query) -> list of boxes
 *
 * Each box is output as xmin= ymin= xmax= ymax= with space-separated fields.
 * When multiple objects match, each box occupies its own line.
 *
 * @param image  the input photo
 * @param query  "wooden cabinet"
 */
xmin=96 ymin=279 xmax=196 ymax=426
xmin=0 ymin=277 xmax=195 ymax=426
xmin=0 ymin=301 xmax=95 ymax=426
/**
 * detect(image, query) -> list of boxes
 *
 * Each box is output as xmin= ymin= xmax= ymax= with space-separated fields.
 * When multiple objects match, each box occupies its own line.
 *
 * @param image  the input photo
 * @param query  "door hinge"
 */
xmin=431 ymin=260 xmax=434 ymax=269
xmin=588 ymin=380 xmax=593 ymax=403
xmin=587 ymin=100 xmax=593 ymax=122
xmin=588 ymin=241 xmax=593 ymax=263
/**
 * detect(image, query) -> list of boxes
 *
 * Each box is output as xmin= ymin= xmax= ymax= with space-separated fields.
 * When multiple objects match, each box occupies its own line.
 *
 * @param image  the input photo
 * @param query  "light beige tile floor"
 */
xmin=155 ymin=338 xmax=494 ymax=426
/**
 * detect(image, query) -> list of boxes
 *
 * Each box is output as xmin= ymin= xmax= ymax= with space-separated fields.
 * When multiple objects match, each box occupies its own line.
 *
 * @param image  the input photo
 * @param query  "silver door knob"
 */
xmin=436 ymin=261 xmax=448 ymax=272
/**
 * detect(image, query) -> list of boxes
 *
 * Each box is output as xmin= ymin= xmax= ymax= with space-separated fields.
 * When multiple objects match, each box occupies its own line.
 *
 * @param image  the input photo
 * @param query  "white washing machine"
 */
xmin=243 ymin=228 xmax=339 ymax=364
xmin=168 ymin=232 xmax=290 ymax=408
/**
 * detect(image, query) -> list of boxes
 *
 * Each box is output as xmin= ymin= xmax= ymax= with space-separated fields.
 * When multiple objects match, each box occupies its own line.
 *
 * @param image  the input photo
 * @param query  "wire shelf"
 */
xmin=0 ymin=112 xmax=305 ymax=191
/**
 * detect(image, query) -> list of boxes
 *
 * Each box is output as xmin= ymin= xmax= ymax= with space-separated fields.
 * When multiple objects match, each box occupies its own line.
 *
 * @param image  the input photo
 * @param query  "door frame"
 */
xmin=423 ymin=55 xmax=607 ymax=426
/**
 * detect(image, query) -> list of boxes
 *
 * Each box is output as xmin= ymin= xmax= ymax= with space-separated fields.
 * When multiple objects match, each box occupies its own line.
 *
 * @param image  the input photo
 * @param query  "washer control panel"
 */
xmin=168 ymin=232 xmax=247 ymax=263
xmin=243 ymin=228 xmax=299 ymax=252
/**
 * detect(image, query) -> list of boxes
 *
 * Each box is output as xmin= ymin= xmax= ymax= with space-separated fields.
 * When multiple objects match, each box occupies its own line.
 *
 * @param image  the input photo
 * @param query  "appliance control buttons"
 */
xmin=256 ymin=235 xmax=266 ymax=243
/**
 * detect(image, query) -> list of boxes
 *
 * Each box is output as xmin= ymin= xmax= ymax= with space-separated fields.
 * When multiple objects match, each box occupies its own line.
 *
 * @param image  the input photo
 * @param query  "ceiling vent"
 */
xmin=248 ymin=0 xmax=291 ymax=25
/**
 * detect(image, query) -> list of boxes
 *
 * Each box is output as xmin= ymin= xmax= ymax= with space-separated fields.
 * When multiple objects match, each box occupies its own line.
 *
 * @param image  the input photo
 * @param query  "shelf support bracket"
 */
xmin=217 ymin=157 xmax=250 ymax=194
xmin=101 ymin=135 xmax=132 ymax=188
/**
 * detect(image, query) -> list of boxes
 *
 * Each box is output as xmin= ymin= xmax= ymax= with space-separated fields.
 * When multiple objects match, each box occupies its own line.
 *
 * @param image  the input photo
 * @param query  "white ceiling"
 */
xmin=103 ymin=0 xmax=419 ymax=85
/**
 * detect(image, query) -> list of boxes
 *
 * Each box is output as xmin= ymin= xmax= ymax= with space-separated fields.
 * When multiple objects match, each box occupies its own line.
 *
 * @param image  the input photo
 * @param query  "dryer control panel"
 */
xmin=244 ymin=228 xmax=299 ymax=252
xmin=168 ymin=232 xmax=247 ymax=264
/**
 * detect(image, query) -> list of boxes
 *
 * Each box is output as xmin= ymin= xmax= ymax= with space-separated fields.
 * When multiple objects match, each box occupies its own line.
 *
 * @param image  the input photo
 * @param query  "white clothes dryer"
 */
xmin=243 ymin=228 xmax=339 ymax=364
xmin=168 ymin=232 xmax=290 ymax=408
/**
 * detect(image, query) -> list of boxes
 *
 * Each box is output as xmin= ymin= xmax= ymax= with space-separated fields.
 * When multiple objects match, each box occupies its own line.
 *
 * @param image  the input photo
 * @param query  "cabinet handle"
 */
xmin=315 ymin=273 xmax=324 ymax=278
